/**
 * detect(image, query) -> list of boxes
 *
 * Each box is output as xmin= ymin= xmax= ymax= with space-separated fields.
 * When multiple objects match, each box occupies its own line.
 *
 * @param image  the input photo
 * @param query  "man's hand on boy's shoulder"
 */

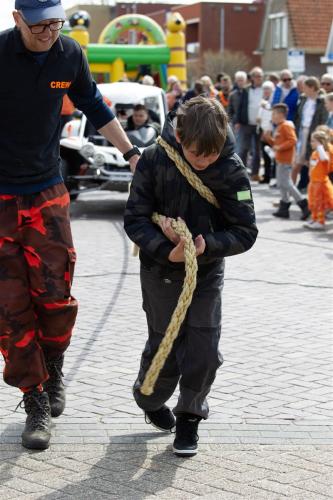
xmin=168 ymin=234 xmax=206 ymax=263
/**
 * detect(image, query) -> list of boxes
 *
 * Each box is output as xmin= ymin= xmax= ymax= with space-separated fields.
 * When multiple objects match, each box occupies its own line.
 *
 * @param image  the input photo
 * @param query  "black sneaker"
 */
xmin=44 ymin=354 xmax=66 ymax=418
xmin=21 ymin=389 xmax=52 ymax=450
xmin=173 ymin=413 xmax=200 ymax=457
xmin=145 ymin=405 xmax=176 ymax=432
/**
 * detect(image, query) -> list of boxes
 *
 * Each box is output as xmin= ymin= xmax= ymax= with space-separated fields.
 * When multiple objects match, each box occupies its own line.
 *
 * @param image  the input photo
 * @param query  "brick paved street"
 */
xmin=0 ymin=184 xmax=332 ymax=498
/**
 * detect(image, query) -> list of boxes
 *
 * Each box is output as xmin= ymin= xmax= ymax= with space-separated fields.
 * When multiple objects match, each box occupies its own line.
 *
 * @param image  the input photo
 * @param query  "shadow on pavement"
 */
xmin=0 ymin=426 xmax=184 ymax=498
xmin=38 ymin=432 xmax=185 ymax=499
xmin=280 ymin=224 xmax=333 ymax=240
xmin=0 ymin=422 xmax=47 ymax=484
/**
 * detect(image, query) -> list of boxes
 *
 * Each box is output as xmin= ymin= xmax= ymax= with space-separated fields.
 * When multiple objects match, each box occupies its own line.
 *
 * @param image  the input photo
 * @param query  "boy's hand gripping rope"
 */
xmin=139 ymin=137 xmax=220 ymax=396
xmin=140 ymin=214 xmax=198 ymax=396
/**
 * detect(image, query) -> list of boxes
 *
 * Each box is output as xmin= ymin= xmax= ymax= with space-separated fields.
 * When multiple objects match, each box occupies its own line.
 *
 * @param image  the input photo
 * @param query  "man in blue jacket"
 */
xmin=0 ymin=0 xmax=141 ymax=450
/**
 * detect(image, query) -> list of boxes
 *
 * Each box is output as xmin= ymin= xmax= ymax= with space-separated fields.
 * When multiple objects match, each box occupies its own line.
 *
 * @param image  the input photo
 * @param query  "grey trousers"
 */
xmin=133 ymin=262 xmax=224 ymax=420
xmin=236 ymin=124 xmax=261 ymax=175
xmin=276 ymin=163 xmax=304 ymax=203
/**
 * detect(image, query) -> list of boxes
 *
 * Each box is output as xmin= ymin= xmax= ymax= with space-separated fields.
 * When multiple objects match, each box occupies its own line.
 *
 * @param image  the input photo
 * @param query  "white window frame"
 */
xmin=270 ymin=12 xmax=288 ymax=49
xmin=186 ymin=42 xmax=200 ymax=56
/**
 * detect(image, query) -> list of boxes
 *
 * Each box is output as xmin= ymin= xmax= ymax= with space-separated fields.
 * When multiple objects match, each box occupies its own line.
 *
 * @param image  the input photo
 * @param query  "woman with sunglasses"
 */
xmin=271 ymin=69 xmax=299 ymax=122
xmin=320 ymin=74 xmax=333 ymax=94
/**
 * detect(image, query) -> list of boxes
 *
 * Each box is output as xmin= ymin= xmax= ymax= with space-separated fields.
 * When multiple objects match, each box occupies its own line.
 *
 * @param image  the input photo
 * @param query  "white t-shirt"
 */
xmin=257 ymin=99 xmax=272 ymax=131
xmin=301 ymin=98 xmax=316 ymax=127
xmin=281 ymin=86 xmax=291 ymax=101
xmin=248 ymin=86 xmax=263 ymax=125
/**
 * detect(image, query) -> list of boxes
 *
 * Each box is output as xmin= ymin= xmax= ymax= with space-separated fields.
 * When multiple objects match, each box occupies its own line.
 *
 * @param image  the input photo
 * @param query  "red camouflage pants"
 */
xmin=0 ymin=183 xmax=78 ymax=389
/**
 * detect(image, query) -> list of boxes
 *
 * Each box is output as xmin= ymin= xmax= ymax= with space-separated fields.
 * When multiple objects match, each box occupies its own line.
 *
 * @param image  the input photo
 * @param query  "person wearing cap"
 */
xmin=0 ymin=0 xmax=141 ymax=450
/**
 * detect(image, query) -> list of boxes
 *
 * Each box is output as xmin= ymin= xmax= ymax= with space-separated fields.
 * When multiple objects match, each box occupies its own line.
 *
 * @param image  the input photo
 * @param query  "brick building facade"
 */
xmin=66 ymin=2 xmax=264 ymax=67
xmin=149 ymin=1 xmax=264 ymax=66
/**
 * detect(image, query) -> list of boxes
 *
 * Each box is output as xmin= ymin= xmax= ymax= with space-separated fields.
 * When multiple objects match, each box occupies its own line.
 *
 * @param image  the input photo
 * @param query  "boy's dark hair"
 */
xmin=133 ymin=104 xmax=147 ymax=112
xmin=176 ymin=96 xmax=228 ymax=155
xmin=272 ymin=103 xmax=289 ymax=116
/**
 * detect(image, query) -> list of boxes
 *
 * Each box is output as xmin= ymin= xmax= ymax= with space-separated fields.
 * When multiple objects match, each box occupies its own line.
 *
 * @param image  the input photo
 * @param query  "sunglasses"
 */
xmin=282 ymin=78 xmax=292 ymax=82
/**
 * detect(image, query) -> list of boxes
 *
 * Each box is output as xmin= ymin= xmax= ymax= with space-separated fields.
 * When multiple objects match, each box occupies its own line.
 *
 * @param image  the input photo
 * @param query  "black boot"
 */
xmin=44 ymin=354 xmax=66 ymax=418
xmin=21 ymin=389 xmax=51 ymax=450
xmin=297 ymin=198 xmax=311 ymax=220
xmin=173 ymin=413 xmax=201 ymax=457
xmin=273 ymin=200 xmax=291 ymax=218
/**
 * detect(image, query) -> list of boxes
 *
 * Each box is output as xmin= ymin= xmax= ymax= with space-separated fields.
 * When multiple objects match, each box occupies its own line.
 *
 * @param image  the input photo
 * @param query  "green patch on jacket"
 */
xmin=237 ymin=190 xmax=252 ymax=201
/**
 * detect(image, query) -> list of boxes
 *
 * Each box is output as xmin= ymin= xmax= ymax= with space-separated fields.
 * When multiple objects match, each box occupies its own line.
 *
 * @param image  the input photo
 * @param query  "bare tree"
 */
xmin=187 ymin=50 xmax=251 ymax=85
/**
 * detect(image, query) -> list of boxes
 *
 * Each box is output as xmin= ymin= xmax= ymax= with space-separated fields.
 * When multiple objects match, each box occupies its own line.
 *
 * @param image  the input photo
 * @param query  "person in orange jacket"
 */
xmin=303 ymin=129 xmax=333 ymax=230
xmin=60 ymin=94 xmax=75 ymax=131
xmin=263 ymin=103 xmax=310 ymax=219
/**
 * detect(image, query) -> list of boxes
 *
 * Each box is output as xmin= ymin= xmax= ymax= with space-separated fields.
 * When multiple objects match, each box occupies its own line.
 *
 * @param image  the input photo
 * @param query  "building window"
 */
xmin=187 ymin=42 xmax=200 ymax=58
xmin=271 ymin=14 xmax=288 ymax=49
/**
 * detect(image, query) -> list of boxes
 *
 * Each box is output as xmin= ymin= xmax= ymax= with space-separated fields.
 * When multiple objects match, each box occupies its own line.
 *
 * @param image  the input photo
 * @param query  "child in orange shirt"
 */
xmin=303 ymin=129 xmax=333 ymax=230
xmin=264 ymin=104 xmax=310 ymax=219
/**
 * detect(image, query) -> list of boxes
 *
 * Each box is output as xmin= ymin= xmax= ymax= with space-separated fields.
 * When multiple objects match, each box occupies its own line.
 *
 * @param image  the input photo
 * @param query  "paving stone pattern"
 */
xmin=0 ymin=185 xmax=332 ymax=498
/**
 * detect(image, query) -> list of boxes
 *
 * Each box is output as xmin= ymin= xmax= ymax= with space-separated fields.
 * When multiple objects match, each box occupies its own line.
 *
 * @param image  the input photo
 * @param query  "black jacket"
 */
xmin=0 ymin=28 xmax=113 ymax=185
xmin=124 ymin=114 xmax=258 ymax=274
xmin=294 ymin=94 xmax=328 ymax=160
xmin=228 ymin=87 xmax=243 ymax=125
xmin=236 ymin=86 xmax=250 ymax=125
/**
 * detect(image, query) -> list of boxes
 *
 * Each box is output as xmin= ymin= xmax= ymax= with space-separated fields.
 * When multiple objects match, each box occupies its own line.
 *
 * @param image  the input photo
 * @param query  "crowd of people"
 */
xmin=158 ymin=68 xmax=333 ymax=231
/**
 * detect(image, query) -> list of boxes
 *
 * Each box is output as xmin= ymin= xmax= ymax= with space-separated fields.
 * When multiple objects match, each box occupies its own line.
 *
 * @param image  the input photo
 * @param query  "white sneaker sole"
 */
xmin=173 ymin=445 xmax=198 ymax=457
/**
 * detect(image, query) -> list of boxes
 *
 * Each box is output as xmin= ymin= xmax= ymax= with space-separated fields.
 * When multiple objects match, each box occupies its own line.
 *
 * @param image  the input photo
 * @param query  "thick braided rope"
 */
xmin=140 ymin=139 xmax=221 ymax=395
xmin=156 ymin=136 xmax=220 ymax=209
xmin=140 ymin=213 xmax=198 ymax=395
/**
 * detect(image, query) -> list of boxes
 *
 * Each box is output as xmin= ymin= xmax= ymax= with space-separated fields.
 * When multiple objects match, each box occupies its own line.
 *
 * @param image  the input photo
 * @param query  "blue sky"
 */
xmin=0 ymin=0 xmax=77 ymax=31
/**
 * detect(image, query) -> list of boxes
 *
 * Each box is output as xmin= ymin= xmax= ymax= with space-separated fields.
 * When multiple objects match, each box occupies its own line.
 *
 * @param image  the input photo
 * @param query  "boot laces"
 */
xmin=45 ymin=357 xmax=64 ymax=395
xmin=16 ymin=392 xmax=50 ymax=431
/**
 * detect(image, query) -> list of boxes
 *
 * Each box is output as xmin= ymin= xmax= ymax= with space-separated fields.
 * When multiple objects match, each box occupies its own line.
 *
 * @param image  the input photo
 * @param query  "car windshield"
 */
xmin=84 ymin=95 xmax=162 ymax=145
